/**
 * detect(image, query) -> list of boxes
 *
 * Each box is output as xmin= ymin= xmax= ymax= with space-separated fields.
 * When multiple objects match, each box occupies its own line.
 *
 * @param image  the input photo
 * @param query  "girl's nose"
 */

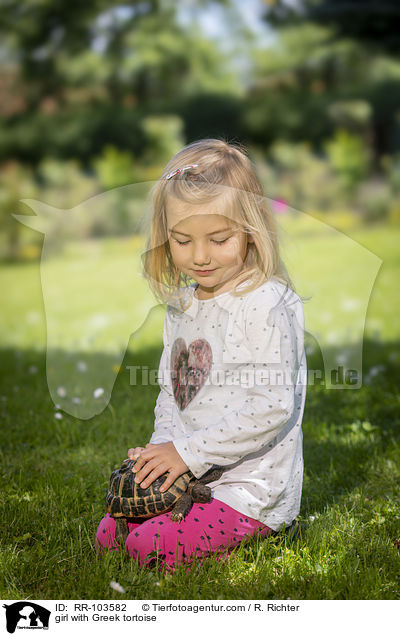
xmin=192 ymin=241 xmax=211 ymax=266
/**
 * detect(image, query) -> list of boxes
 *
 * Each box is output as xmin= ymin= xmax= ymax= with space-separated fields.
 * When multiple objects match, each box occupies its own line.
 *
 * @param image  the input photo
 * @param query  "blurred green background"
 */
xmin=1 ymin=0 xmax=400 ymax=255
xmin=1 ymin=0 xmax=399 ymax=361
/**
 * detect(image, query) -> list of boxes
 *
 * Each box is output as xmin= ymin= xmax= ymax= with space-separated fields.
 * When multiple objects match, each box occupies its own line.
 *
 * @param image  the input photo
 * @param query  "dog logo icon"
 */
xmin=2 ymin=602 xmax=51 ymax=633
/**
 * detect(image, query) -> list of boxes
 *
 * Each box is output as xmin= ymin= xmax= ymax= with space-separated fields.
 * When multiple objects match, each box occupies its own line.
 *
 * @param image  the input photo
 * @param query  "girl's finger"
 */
xmin=137 ymin=465 xmax=168 ymax=489
xmin=132 ymin=446 xmax=145 ymax=460
xmin=159 ymin=471 xmax=178 ymax=493
xmin=131 ymin=452 xmax=150 ymax=472
xmin=128 ymin=446 xmax=145 ymax=460
xmin=133 ymin=457 xmax=160 ymax=483
xmin=132 ymin=448 xmax=154 ymax=473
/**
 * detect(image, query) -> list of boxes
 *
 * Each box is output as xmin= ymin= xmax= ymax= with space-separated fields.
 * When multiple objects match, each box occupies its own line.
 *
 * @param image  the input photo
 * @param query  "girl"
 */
xmin=95 ymin=138 xmax=307 ymax=573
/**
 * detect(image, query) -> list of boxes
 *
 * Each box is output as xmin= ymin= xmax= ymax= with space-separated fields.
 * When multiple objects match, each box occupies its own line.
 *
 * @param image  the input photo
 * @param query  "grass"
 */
xmin=0 ymin=221 xmax=400 ymax=599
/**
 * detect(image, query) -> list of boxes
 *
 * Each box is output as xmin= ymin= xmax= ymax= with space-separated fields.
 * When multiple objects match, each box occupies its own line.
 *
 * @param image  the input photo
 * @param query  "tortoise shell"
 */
xmin=105 ymin=458 xmax=196 ymax=519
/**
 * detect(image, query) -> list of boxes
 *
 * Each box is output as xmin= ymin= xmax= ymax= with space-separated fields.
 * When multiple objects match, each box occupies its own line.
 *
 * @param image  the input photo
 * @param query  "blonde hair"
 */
xmin=142 ymin=138 xmax=300 ymax=309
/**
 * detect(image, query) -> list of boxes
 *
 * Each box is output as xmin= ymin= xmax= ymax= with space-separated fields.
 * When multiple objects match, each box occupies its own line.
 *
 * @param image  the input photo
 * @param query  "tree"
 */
xmin=263 ymin=0 xmax=400 ymax=54
xmin=0 ymin=0 xmax=241 ymax=162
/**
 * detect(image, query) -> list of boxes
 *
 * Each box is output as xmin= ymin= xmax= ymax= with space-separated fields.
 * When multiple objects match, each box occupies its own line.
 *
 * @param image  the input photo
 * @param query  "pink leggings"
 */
xmin=95 ymin=497 xmax=272 ymax=573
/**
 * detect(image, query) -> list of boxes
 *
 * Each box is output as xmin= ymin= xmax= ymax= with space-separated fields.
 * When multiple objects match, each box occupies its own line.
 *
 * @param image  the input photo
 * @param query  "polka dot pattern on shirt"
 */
xmin=151 ymin=279 xmax=306 ymax=529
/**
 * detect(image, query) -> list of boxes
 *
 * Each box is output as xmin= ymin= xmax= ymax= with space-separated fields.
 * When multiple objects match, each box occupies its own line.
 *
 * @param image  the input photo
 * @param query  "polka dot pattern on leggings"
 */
xmin=95 ymin=498 xmax=273 ymax=573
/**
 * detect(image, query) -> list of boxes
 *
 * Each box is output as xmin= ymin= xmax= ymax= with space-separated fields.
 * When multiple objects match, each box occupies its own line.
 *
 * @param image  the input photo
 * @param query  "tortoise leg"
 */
xmin=170 ymin=492 xmax=193 ymax=523
xmin=115 ymin=517 xmax=129 ymax=546
xmin=198 ymin=467 xmax=224 ymax=485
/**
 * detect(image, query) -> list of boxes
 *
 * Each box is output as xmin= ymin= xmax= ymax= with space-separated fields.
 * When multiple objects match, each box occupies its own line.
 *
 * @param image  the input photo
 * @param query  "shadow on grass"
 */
xmin=0 ymin=334 xmax=399 ymax=528
xmin=301 ymin=333 xmax=400 ymax=517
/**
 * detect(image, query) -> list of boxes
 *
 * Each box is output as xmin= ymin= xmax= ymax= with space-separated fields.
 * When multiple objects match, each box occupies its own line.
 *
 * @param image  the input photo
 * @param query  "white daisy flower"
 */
xmin=94 ymin=387 xmax=104 ymax=399
xmin=365 ymin=365 xmax=386 ymax=384
xmin=54 ymin=412 xmax=63 ymax=420
xmin=110 ymin=581 xmax=125 ymax=594
xmin=369 ymin=364 xmax=385 ymax=377
xmin=57 ymin=386 xmax=67 ymax=397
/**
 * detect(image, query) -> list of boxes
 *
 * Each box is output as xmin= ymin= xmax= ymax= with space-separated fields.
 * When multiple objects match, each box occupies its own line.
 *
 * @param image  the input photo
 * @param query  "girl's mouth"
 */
xmin=194 ymin=269 xmax=216 ymax=276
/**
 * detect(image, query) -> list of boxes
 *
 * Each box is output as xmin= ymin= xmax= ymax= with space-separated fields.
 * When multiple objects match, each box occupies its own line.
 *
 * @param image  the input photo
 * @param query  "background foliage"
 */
xmin=1 ymin=0 xmax=400 ymax=259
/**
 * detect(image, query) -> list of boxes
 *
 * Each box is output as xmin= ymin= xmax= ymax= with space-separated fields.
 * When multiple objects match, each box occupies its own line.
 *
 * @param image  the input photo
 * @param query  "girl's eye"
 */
xmin=212 ymin=238 xmax=228 ymax=245
xmin=173 ymin=238 xmax=229 ymax=246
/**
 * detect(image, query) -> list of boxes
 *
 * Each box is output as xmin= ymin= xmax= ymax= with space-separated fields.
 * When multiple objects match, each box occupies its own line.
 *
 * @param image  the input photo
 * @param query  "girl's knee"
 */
xmin=95 ymin=514 xmax=120 ymax=552
xmin=124 ymin=524 xmax=187 ymax=573
xmin=125 ymin=528 xmax=164 ymax=566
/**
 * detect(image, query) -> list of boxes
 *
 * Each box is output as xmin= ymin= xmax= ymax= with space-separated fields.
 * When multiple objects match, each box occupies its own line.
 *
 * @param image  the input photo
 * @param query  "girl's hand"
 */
xmin=132 ymin=441 xmax=189 ymax=493
xmin=127 ymin=446 xmax=145 ymax=460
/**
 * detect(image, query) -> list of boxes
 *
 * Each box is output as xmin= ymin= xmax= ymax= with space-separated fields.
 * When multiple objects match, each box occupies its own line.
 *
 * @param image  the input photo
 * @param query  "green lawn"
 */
xmin=0 ymin=222 xmax=399 ymax=599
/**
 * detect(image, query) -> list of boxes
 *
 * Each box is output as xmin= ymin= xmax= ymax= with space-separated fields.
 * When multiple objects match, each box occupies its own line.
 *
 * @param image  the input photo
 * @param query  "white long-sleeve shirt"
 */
xmin=149 ymin=276 xmax=307 ymax=531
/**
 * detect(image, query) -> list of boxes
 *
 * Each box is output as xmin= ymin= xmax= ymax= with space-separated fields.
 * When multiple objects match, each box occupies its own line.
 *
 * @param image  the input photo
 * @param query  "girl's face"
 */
xmin=165 ymin=195 xmax=254 ymax=299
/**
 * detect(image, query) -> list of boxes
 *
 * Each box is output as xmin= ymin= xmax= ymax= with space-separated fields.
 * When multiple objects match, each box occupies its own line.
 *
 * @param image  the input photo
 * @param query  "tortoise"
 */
xmin=105 ymin=458 xmax=224 ymax=544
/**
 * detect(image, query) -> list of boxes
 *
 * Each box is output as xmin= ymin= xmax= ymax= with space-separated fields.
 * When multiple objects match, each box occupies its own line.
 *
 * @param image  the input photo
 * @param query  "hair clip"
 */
xmin=165 ymin=164 xmax=199 ymax=180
